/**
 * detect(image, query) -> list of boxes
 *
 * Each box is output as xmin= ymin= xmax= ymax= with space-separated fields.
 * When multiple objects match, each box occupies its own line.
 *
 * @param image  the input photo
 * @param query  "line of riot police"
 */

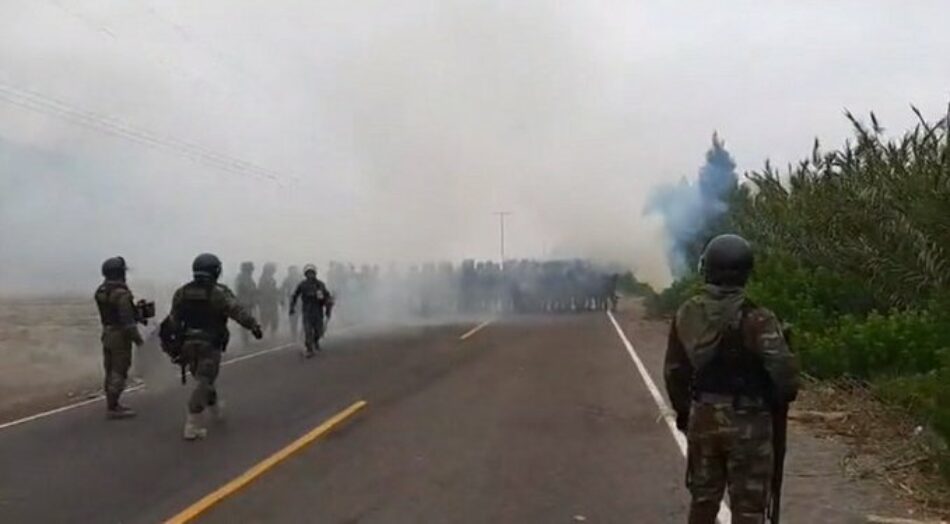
xmin=319 ymin=259 xmax=621 ymax=319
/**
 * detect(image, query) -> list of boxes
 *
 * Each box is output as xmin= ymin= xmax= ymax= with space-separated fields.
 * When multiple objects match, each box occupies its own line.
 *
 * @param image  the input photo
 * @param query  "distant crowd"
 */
xmin=232 ymin=259 xmax=621 ymax=325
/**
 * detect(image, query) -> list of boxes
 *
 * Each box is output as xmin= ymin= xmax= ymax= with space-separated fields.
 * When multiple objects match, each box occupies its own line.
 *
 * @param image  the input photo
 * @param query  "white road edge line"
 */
xmin=459 ymin=320 xmax=492 ymax=340
xmin=0 ymin=324 xmax=364 ymax=432
xmin=607 ymin=310 xmax=732 ymax=524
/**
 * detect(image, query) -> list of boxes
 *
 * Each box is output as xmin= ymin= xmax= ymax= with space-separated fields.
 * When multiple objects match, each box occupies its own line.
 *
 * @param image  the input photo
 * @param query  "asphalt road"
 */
xmin=0 ymin=313 xmax=691 ymax=523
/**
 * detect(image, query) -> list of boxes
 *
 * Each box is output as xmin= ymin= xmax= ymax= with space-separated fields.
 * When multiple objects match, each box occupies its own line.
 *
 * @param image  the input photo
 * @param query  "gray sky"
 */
xmin=1 ymin=0 xmax=949 ymax=293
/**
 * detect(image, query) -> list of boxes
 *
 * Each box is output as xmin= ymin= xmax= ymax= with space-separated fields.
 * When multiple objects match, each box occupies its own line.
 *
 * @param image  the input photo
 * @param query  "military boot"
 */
xmin=106 ymin=393 xmax=136 ymax=420
xmin=107 ymin=404 xmax=137 ymax=420
xmin=183 ymin=412 xmax=207 ymax=440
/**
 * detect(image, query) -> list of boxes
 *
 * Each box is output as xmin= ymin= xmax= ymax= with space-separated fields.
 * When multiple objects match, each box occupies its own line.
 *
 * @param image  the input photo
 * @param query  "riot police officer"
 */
xmin=289 ymin=264 xmax=334 ymax=358
xmin=234 ymin=261 xmax=258 ymax=347
xmin=163 ymin=253 xmax=263 ymax=440
xmin=94 ymin=256 xmax=144 ymax=419
xmin=664 ymin=234 xmax=799 ymax=524
xmin=258 ymin=262 xmax=280 ymax=336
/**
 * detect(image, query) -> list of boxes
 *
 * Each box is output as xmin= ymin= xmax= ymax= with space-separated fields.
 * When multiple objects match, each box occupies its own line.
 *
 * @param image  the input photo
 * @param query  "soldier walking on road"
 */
xmin=258 ymin=262 xmax=280 ymax=337
xmin=281 ymin=265 xmax=302 ymax=341
xmin=290 ymin=264 xmax=334 ymax=358
xmin=664 ymin=234 xmax=799 ymax=524
xmin=163 ymin=254 xmax=262 ymax=440
xmin=95 ymin=256 xmax=145 ymax=419
xmin=234 ymin=261 xmax=258 ymax=347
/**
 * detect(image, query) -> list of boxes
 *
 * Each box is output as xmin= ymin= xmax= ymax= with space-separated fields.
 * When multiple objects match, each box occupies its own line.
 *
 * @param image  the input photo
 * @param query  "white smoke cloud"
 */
xmin=2 ymin=0 xmax=950 ymax=294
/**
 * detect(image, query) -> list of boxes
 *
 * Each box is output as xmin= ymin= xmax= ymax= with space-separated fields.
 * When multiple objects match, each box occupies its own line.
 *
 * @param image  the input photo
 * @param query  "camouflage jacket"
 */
xmin=234 ymin=273 xmax=258 ymax=307
xmin=94 ymin=279 xmax=143 ymax=344
xmin=663 ymin=285 xmax=800 ymax=418
xmin=257 ymin=275 xmax=280 ymax=306
xmin=290 ymin=278 xmax=334 ymax=317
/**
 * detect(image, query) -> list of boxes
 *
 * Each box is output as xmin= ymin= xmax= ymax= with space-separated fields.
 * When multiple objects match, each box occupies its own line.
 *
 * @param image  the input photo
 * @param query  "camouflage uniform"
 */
xmin=94 ymin=278 xmax=144 ymax=414
xmin=166 ymin=280 xmax=260 ymax=416
xmin=290 ymin=276 xmax=333 ymax=355
xmin=258 ymin=264 xmax=280 ymax=336
xmin=234 ymin=264 xmax=258 ymax=346
xmin=664 ymin=285 xmax=799 ymax=524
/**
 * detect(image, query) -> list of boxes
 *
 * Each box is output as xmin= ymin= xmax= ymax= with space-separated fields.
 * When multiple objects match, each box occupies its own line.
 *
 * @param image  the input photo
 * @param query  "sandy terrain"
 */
xmin=0 ymin=297 xmax=105 ymax=418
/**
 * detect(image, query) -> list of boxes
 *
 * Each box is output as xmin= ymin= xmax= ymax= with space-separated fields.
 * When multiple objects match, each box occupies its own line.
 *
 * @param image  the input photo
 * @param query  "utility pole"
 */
xmin=493 ymin=211 xmax=512 ymax=270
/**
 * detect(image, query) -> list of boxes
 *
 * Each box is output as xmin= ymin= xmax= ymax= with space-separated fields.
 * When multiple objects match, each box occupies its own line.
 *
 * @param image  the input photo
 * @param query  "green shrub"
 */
xmin=645 ymin=274 xmax=701 ymax=317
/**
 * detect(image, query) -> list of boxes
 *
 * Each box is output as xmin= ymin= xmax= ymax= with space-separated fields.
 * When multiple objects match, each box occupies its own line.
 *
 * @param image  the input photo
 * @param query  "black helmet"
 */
xmin=101 ymin=256 xmax=127 ymax=279
xmin=700 ymin=234 xmax=754 ymax=286
xmin=193 ymin=253 xmax=223 ymax=281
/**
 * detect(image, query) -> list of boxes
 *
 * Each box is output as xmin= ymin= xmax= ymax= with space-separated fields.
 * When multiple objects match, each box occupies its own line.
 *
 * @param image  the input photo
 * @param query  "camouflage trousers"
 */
xmin=259 ymin=303 xmax=279 ymax=335
xmin=183 ymin=340 xmax=223 ymax=414
xmin=302 ymin=314 xmax=326 ymax=351
xmin=101 ymin=328 xmax=133 ymax=408
xmin=686 ymin=402 xmax=773 ymax=524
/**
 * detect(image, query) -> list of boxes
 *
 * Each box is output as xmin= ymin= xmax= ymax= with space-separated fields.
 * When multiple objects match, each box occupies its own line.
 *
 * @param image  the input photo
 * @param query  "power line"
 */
xmin=0 ymin=82 xmax=290 ymax=183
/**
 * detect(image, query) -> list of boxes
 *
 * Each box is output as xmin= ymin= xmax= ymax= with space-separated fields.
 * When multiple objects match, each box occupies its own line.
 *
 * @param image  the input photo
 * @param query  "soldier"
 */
xmin=258 ymin=262 xmax=280 ymax=337
xmin=234 ymin=261 xmax=258 ymax=347
xmin=281 ymin=265 xmax=302 ymax=340
xmin=664 ymin=234 xmax=799 ymax=524
xmin=94 ymin=256 xmax=144 ymax=419
xmin=289 ymin=264 xmax=334 ymax=358
xmin=163 ymin=253 xmax=262 ymax=440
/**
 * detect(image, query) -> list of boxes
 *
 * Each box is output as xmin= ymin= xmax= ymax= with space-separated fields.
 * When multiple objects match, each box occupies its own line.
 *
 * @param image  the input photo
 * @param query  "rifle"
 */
xmin=769 ymin=322 xmax=795 ymax=524
xmin=159 ymin=316 xmax=187 ymax=384
xmin=769 ymin=403 xmax=789 ymax=524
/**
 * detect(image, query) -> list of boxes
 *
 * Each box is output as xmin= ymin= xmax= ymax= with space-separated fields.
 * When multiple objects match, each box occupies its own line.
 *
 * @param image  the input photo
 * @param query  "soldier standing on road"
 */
xmin=290 ymin=264 xmax=334 ymax=358
xmin=258 ymin=262 xmax=280 ymax=337
xmin=234 ymin=261 xmax=258 ymax=347
xmin=164 ymin=254 xmax=262 ymax=440
xmin=94 ymin=256 xmax=144 ymax=419
xmin=664 ymin=234 xmax=799 ymax=524
xmin=281 ymin=265 xmax=302 ymax=340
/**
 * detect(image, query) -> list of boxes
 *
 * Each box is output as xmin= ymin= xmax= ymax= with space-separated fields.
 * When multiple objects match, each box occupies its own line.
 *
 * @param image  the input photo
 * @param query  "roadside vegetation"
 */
xmin=636 ymin=107 xmax=950 ymax=485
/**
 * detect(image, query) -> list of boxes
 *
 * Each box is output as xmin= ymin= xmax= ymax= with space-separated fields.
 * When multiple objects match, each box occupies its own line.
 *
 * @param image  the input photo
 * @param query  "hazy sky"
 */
xmin=1 ymin=0 xmax=949 ymax=293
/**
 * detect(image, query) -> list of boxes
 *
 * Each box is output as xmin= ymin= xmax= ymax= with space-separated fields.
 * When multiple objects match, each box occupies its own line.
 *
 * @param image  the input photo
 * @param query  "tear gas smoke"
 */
xmin=644 ymin=135 xmax=738 ymax=278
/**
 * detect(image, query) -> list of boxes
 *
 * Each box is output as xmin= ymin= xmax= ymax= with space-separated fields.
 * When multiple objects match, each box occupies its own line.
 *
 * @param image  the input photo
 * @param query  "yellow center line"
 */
xmin=459 ymin=320 xmax=493 ymax=341
xmin=164 ymin=400 xmax=368 ymax=524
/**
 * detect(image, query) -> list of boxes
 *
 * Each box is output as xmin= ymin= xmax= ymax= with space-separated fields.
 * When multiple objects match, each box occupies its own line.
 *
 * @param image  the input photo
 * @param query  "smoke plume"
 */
xmin=644 ymin=134 xmax=738 ymax=277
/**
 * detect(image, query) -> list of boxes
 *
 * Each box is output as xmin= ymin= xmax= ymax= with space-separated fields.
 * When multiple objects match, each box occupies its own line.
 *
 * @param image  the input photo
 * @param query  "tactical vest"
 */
xmin=95 ymin=281 xmax=128 ymax=327
xmin=692 ymin=303 xmax=771 ymax=399
xmin=298 ymin=280 xmax=329 ymax=312
xmin=178 ymin=282 xmax=228 ymax=344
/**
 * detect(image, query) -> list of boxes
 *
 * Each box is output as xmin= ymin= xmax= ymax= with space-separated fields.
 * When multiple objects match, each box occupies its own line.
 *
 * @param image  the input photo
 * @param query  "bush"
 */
xmin=799 ymin=310 xmax=950 ymax=379
xmin=617 ymin=271 xmax=654 ymax=297
xmin=644 ymin=274 xmax=701 ymax=317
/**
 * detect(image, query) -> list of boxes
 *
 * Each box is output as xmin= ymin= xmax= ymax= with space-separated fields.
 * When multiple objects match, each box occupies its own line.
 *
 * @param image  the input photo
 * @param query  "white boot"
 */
xmin=183 ymin=412 xmax=207 ymax=440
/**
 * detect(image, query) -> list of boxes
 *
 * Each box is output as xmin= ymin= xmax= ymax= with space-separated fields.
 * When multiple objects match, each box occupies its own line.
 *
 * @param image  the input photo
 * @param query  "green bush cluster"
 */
xmin=653 ymin=107 xmax=950 ymax=456
xmin=644 ymin=274 xmax=701 ymax=317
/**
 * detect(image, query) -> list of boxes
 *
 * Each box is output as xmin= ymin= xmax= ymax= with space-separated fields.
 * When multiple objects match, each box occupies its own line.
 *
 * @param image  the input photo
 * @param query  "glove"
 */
xmin=251 ymin=326 xmax=264 ymax=340
xmin=676 ymin=411 xmax=689 ymax=433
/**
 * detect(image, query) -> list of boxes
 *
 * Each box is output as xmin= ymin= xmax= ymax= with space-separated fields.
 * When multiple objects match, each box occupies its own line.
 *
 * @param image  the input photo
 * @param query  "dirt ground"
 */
xmin=0 ymin=297 xmax=106 ymax=420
